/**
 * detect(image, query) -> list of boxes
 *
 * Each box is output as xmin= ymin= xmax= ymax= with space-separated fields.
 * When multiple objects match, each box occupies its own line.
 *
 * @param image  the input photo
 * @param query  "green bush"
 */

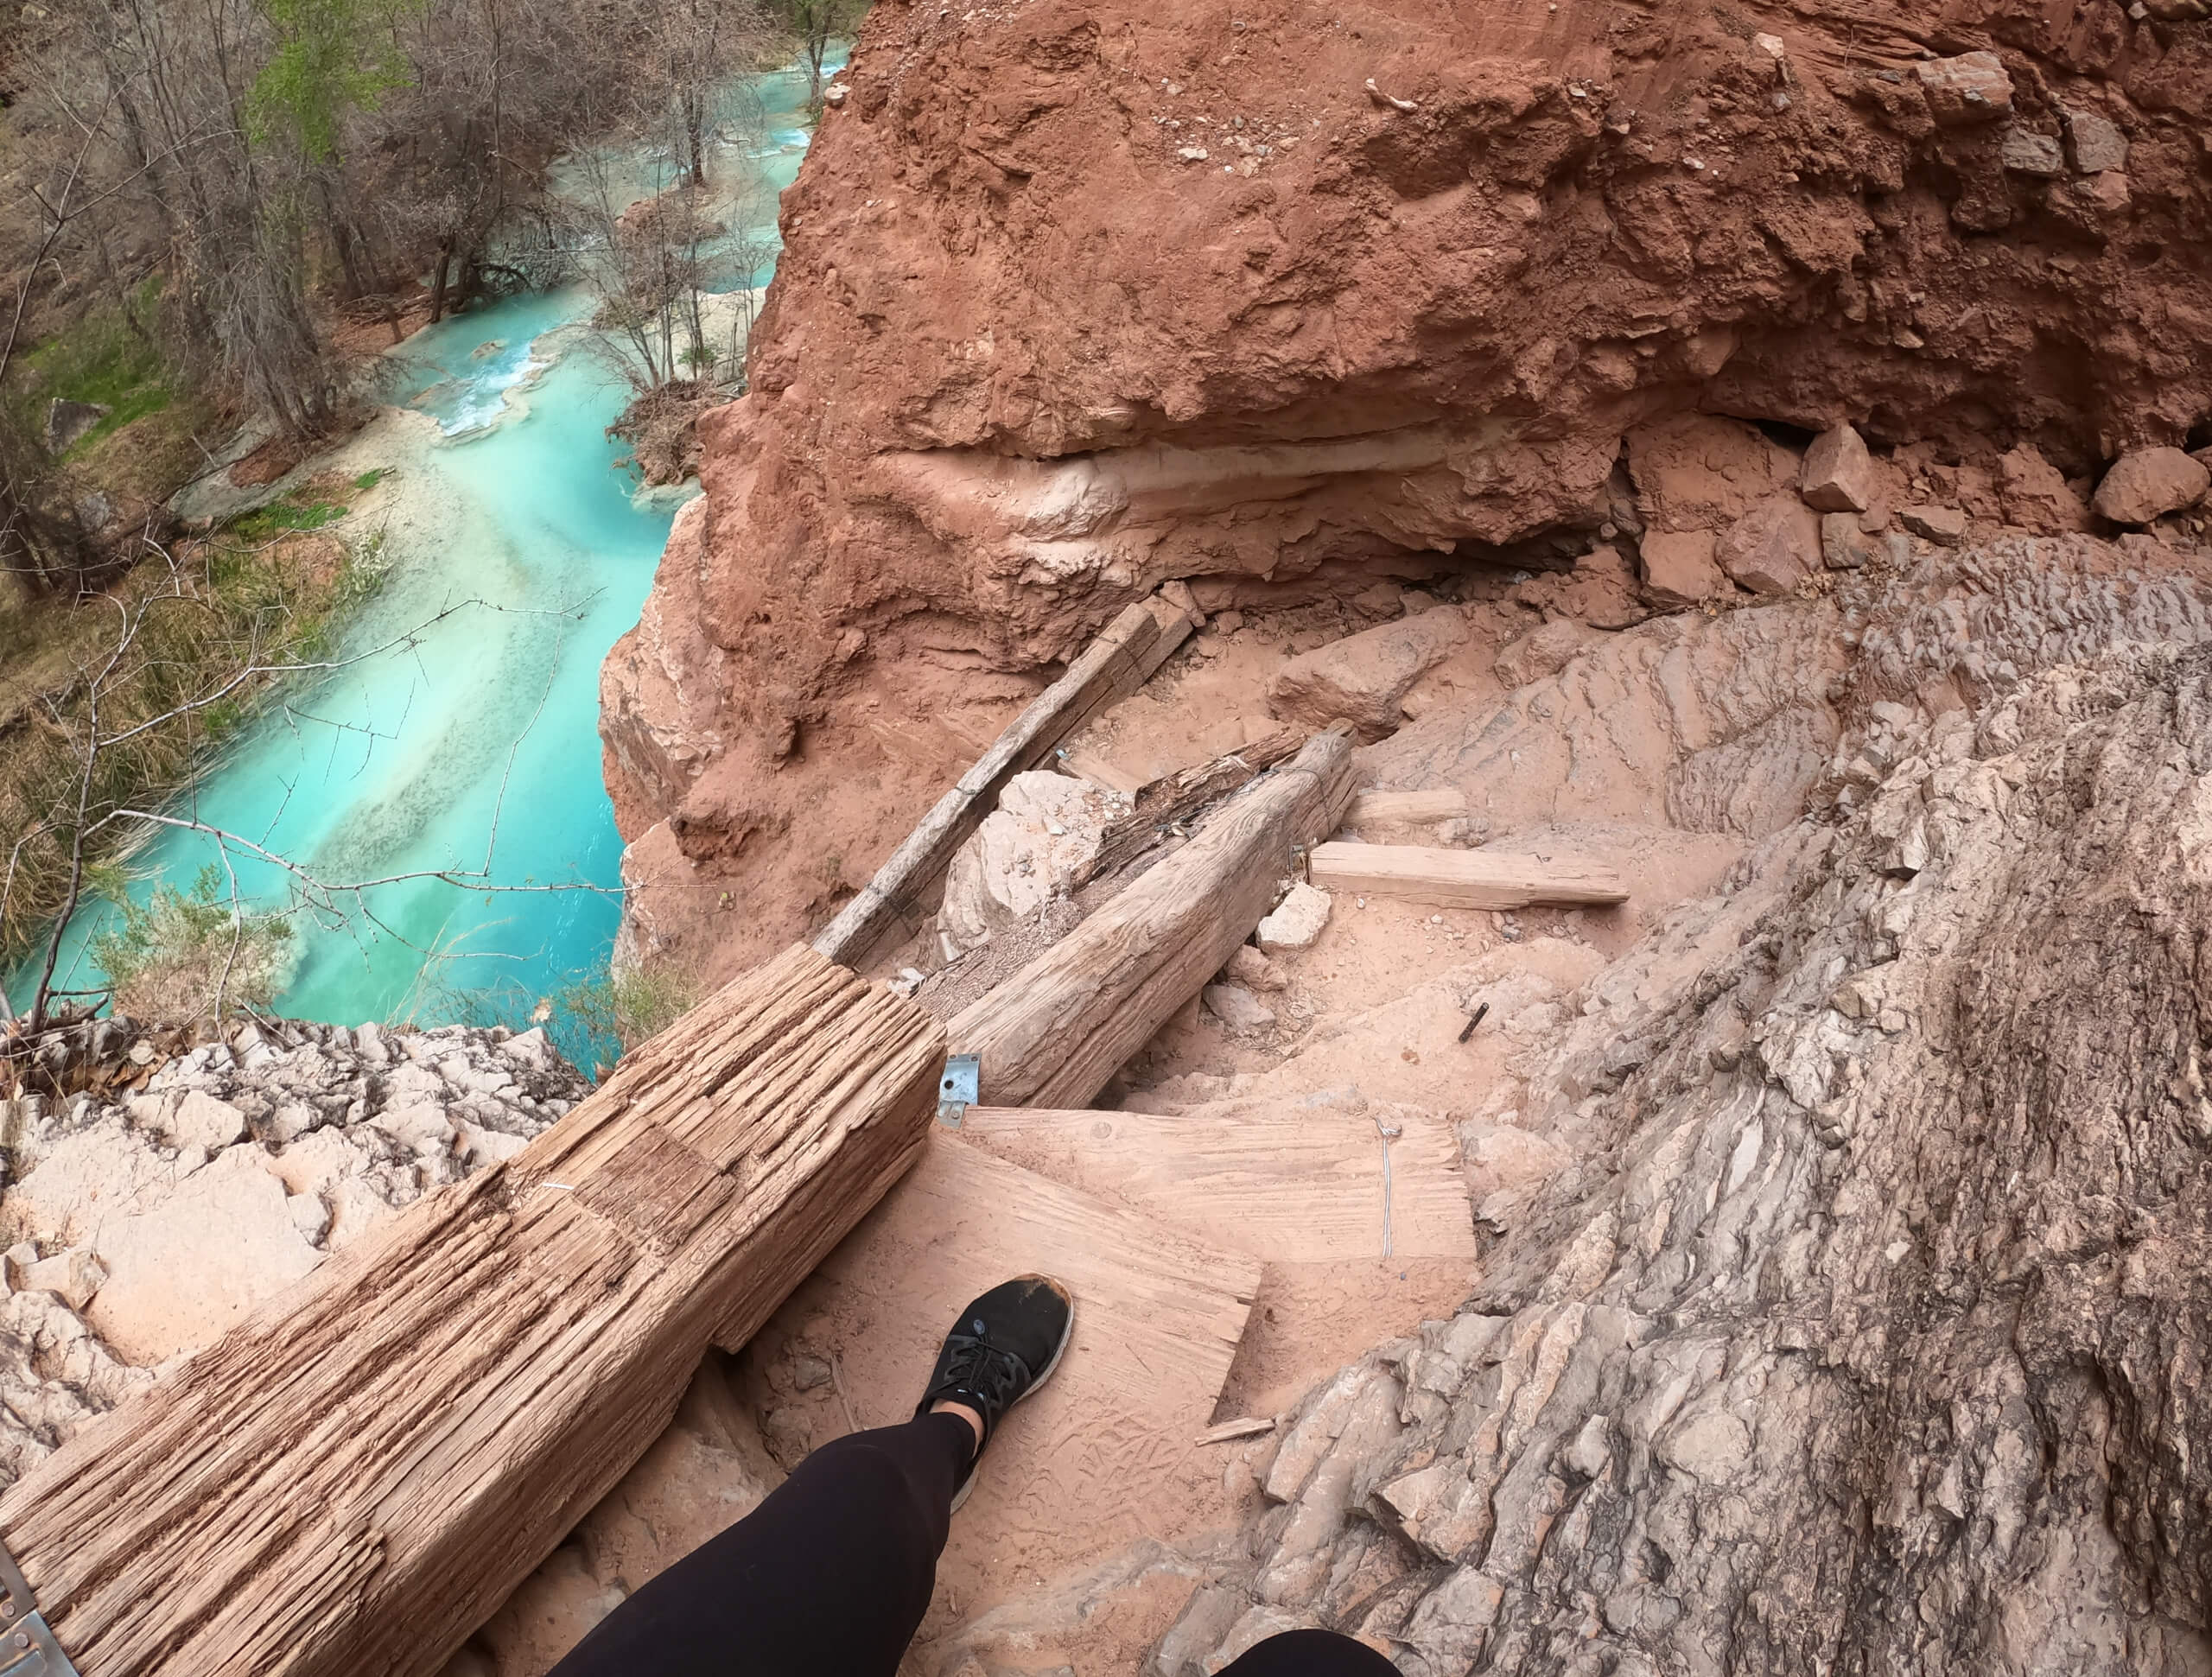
xmin=232 ymin=499 xmax=347 ymax=540
xmin=87 ymin=863 xmax=295 ymax=1022
xmin=18 ymin=283 xmax=174 ymax=458
xmin=555 ymin=963 xmax=699 ymax=1076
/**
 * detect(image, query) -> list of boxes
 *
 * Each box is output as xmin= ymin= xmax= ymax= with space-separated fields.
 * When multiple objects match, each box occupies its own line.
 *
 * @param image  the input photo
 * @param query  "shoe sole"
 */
xmin=949 ymin=1276 xmax=1076 ymax=1514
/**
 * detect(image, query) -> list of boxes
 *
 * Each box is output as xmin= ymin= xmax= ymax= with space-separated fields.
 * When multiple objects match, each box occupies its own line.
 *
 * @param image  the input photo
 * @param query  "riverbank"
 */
xmin=21 ymin=49 xmax=831 ymax=1070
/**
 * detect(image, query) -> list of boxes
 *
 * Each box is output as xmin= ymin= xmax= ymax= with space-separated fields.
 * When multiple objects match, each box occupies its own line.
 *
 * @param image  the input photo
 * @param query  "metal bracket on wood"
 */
xmin=0 ymin=1540 xmax=79 ymax=1677
xmin=938 ymin=1054 xmax=980 ymax=1129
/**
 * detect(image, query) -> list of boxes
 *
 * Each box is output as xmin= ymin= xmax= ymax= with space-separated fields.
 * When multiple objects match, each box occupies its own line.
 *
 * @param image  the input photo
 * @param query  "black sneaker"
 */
xmin=914 ymin=1274 xmax=1076 ymax=1509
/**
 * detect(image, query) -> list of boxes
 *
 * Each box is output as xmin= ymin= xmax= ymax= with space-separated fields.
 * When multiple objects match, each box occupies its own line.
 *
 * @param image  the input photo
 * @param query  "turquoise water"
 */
xmin=25 ymin=55 xmax=838 ymax=1064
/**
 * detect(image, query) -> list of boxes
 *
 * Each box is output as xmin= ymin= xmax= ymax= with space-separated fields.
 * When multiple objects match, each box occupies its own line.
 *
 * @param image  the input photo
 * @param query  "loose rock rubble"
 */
xmin=1154 ymin=556 xmax=2212 ymax=1674
xmin=0 ymin=1016 xmax=587 ymax=1486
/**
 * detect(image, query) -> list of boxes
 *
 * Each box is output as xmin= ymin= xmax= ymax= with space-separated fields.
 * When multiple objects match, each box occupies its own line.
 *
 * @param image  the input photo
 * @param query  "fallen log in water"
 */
xmin=950 ymin=727 xmax=1357 ymax=1108
xmin=813 ymin=594 xmax=1193 ymax=972
xmin=0 ymin=945 xmax=943 ymax=1677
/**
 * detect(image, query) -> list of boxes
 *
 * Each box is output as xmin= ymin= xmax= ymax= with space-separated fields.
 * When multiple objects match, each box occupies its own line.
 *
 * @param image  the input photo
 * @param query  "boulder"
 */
xmin=1626 ymin=412 xmax=1802 ymax=534
xmin=1821 ymin=512 xmax=1875 ymax=570
xmin=1915 ymin=51 xmax=2012 ymax=126
xmin=1799 ymin=424 xmax=1874 ymax=512
xmin=938 ymin=771 xmax=1120 ymax=952
xmin=1266 ymin=607 xmax=1469 ymax=741
xmin=44 ymin=399 xmax=109 ymax=455
xmin=2092 ymin=448 xmax=2210 ymax=526
xmin=1202 ymin=983 xmax=1276 ymax=1035
xmin=1255 ymin=883 xmax=1332 ymax=953
xmin=1997 ymin=443 xmax=2091 ymax=533
xmin=167 ymin=1089 xmax=249 ymax=1153
xmin=1999 ymin=127 xmax=2063 ymax=177
xmin=82 ymin=1145 xmax=323 ymax=1364
xmin=2063 ymin=107 xmax=2127 ymax=175
xmin=20 ymin=1248 xmax=109 ymax=1312
xmin=1900 ymin=505 xmax=1967 ymax=545
xmin=1637 ymin=530 xmax=1730 ymax=607
xmin=1225 ymin=945 xmax=1288 ymax=993
xmin=1715 ymin=496 xmax=1820 ymax=595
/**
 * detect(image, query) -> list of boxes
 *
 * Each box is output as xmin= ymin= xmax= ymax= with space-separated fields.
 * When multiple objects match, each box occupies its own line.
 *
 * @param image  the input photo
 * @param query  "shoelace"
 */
xmin=938 ymin=1333 xmax=1030 ymax=1427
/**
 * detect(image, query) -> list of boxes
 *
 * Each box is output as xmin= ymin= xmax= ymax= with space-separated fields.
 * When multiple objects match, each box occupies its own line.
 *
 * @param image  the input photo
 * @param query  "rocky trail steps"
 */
xmin=17 ymin=458 xmax=2212 ymax=1676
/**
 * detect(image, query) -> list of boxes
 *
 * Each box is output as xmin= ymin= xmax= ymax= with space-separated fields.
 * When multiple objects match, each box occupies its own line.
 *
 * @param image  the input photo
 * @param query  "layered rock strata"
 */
xmin=1154 ymin=543 xmax=2212 ymax=1673
xmin=602 ymin=0 xmax=2212 ymax=975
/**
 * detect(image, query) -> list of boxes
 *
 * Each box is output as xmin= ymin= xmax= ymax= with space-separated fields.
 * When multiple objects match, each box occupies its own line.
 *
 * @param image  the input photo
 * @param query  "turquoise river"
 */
xmin=23 ymin=56 xmax=838 ymax=1069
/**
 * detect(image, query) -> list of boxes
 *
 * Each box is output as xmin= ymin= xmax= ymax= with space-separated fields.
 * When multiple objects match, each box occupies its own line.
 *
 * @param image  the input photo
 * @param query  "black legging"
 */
xmin=549 ymin=1412 xmax=1394 ymax=1675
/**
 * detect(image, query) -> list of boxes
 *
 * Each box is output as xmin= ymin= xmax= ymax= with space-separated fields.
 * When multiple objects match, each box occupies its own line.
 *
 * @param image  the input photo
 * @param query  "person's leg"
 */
xmin=1215 ymin=1629 xmax=1401 ymax=1675
xmin=546 ymin=1275 xmax=1074 ymax=1677
xmin=546 ymin=1409 xmax=975 ymax=1677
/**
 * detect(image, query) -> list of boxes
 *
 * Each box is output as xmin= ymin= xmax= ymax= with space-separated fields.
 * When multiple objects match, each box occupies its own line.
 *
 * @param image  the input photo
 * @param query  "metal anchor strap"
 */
xmin=0 ymin=1540 xmax=80 ymax=1677
xmin=938 ymin=1053 xmax=980 ymax=1128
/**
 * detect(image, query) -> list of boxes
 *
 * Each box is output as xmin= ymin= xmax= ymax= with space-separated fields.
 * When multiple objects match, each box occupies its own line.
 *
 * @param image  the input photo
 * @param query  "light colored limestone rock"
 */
xmin=1203 ymin=983 xmax=1276 ymax=1035
xmin=81 ymin=1145 xmax=322 ymax=1364
xmin=940 ymin=771 xmax=1122 ymax=953
xmin=1266 ymin=608 xmax=1469 ymax=740
xmin=1255 ymin=884 xmax=1332 ymax=953
xmin=19 ymin=1248 xmax=108 ymax=1311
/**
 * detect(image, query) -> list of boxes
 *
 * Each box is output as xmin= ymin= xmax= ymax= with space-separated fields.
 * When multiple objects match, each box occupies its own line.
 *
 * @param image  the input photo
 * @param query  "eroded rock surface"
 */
xmin=1156 ymin=544 xmax=2212 ymax=1674
xmin=0 ymin=1017 xmax=586 ymax=1485
xmin=600 ymin=0 xmax=2212 ymax=980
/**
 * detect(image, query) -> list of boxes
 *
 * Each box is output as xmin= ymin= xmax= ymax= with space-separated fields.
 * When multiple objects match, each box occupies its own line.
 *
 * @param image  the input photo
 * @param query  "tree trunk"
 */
xmin=947 ymin=727 xmax=1357 ymax=1108
xmin=428 ymin=245 xmax=452 ymax=325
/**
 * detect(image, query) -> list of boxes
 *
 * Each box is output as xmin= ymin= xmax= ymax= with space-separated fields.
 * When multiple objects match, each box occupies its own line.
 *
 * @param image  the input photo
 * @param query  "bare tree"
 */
xmin=779 ymin=0 xmax=864 ymax=108
xmin=4 ymin=537 xmax=609 ymax=1030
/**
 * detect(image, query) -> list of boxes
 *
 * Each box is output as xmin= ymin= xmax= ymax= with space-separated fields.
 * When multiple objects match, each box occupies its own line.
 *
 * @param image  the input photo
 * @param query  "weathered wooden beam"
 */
xmin=950 ymin=728 xmax=1357 ymax=1108
xmin=1077 ymin=723 xmax=1306 ymax=886
xmin=957 ymin=1102 xmax=1477 ymax=1262
xmin=1309 ymin=842 xmax=1628 ymax=910
xmin=813 ymin=594 xmax=1193 ymax=972
xmin=0 ymin=945 xmax=944 ymax=1677
xmin=1345 ymin=787 xmax=1470 ymax=827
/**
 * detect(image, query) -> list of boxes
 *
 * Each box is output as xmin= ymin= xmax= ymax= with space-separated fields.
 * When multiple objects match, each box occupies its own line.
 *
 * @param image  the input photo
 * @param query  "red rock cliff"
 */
xmin=601 ymin=0 xmax=2212 ymax=977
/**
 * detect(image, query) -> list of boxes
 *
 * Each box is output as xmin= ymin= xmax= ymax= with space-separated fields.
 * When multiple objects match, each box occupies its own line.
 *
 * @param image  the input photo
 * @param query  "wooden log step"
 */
xmin=1345 ymin=787 xmax=1470 ymax=826
xmin=951 ymin=728 xmax=1358 ymax=1108
xmin=813 ymin=594 xmax=1193 ymax=971
xmin=1077 ymin=723 xmax=1306 ymax=886
xmin=753 ymin=1130 xmax=1261 ymax=1592
xmin=0 ymin=945 xmax=944 ymax=1677
xmin=957 ymin=1102 xmax=1477 ymax=1262
xmin=1308 ymin=842 xmax=1629 ymax=910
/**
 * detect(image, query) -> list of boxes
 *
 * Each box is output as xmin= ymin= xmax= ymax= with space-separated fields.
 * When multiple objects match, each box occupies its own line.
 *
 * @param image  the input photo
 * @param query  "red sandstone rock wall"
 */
xmin=602 ymin=0 xmax=2212 ymax=976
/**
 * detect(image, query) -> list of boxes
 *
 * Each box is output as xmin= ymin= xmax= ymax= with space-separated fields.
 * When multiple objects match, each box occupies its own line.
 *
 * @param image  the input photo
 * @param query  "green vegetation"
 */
xmin=352 ymin=467 xmax=386 ymax=491
xmin=0 ymin=526 xmax=384 ymax=983
xmin=87 ymin=862 xmax=294 ymax=1022
xmin=16 ymin=284 xmax=180 ymax=461
xmin=233 ymin=498 xmax=349 ymax=540
xmin=247 ymin=0 xmax=421 ymax=161
xmin=554 ymin=962 xmax=701 ymax=1076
